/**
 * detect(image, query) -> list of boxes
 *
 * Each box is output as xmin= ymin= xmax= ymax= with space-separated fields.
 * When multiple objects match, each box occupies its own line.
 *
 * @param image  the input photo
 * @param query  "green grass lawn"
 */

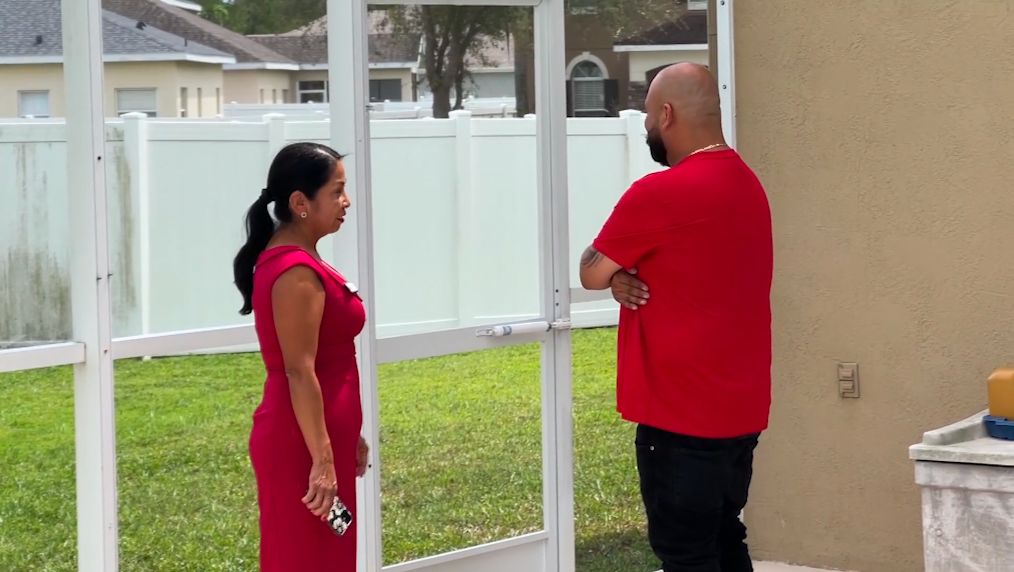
xmin=0 ymin=327 xmax=658 ymax=572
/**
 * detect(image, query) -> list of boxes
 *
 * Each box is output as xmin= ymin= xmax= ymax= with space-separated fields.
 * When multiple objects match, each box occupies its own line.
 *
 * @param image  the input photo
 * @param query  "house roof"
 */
xmin=0 ymin=0 xmax=234 ymax=64
xmin=248 ymin=33 xmax=419 ymax=68
xmin=613 ymin=12 xmax=708 ymax=47
xmin=248 ymin=35 xmax=328 ymax=66
xmin=249 ymin=11 xmax=420 ymax=67
xmin=253 ymin=9 xmax=511 ymax=71
xmin=101 ymin=0 xmax=297 ymax=67
xmin=279 ymin=11 xmax=391 ymax=37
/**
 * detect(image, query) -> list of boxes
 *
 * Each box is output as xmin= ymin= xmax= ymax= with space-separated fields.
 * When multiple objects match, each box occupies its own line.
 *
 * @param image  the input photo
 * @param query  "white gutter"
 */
xmin=612 ymin=43 xmax=709 ymax=53
xmin=0 ymin=53 xmax=236 ymax=64
xmin=223 ymin=62 xmax=301 ymax=71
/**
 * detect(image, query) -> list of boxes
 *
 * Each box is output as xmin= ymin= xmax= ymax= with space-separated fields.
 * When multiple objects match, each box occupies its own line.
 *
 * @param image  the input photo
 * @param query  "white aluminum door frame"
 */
xmin=329 ymin=1 xmax=573 ymax=571
xmin=0 ymin=0 xmax=740 ymax=571
xmin=716 ymin=0 xmax=737 ymax=147
xmin=63 ymin=1 xmax=120 ymax=571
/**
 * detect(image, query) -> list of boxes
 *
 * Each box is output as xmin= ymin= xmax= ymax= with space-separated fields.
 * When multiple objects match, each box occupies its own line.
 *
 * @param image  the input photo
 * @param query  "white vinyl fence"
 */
xmin=0 ymin=111 xmax=661 ymax=345
xmin=224 ymin=97 xmax=518 ymax=121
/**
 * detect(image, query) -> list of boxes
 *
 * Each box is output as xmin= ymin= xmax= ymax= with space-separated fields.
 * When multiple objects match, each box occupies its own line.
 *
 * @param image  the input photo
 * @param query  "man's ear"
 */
xmin=661 ymin=102 xmax=676 ymax=130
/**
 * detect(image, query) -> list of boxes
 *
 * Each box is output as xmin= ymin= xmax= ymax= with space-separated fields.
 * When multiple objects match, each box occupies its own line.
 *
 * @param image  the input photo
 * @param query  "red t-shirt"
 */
xmin=592 ymin=149 xmax=772 ymax=438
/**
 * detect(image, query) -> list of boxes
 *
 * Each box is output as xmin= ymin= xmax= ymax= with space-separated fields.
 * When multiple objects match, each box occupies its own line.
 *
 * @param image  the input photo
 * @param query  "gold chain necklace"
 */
xmin=686 ymin=143 xmax=727 ymax=157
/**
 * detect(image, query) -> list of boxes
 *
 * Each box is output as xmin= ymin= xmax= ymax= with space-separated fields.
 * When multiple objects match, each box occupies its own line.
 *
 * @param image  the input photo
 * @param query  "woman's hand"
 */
xmin=356 ymin=436 xmax=370 ymax=477
xmin=303 ymin=456 xmax=338 ymax=520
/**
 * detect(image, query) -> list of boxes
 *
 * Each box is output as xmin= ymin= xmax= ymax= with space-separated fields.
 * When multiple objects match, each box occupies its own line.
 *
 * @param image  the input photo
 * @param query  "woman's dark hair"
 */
xmin=233 ymin=142 xmax=344 ymax=315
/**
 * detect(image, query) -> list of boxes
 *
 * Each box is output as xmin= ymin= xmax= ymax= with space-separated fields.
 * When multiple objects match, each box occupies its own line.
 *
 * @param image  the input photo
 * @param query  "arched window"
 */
xmin=570 ymin=60 xmax=606 ymax=114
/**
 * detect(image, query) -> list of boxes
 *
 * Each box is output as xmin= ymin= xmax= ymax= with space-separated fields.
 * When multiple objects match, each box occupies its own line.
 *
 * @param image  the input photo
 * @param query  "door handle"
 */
xmin=475 ymin=319 xmax=571 ymax=337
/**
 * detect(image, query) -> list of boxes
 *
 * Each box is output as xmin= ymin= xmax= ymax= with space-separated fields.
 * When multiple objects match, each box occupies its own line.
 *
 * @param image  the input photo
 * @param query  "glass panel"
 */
xmin=565 ymin=2 xmax=708 ymax=571
xmin=113 ymin=353 xmax=262 ymax=569
xmin=95 ymin=0 xmax=343 ymax=567
xmin=102 ymin=0 xmax=334 ymax=338
xmin=0 ymin=2 xmax=73 ymax=351
xmin=379 ymin=344 xmax=544 ymax=565
xmin=2 ymin=4 xmax=79 ymax=567
xmin=0 ymin=365 xmax=76 ymax=570
xmin=369 ymin=4 xmax=539 ymax=338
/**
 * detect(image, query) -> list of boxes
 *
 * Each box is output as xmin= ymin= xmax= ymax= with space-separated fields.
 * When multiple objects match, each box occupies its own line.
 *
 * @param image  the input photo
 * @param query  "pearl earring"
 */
xmin=300 ymin=212 xmax=308 ymax=219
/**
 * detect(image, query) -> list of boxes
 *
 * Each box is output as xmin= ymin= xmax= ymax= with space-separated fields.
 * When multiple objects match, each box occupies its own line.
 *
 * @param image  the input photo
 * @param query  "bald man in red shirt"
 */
xmin=580 ymin=63 xmax=773 ymax=572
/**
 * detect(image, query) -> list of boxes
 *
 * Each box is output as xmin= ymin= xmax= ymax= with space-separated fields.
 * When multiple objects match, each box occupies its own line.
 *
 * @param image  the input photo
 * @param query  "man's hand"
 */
xmin=610 ymin=269 xmax=649 ymax=310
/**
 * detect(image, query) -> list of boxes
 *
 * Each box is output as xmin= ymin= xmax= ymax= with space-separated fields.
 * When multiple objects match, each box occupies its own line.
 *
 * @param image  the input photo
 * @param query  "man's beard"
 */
xmin=646 ymin=129 xmax=669 ymax=167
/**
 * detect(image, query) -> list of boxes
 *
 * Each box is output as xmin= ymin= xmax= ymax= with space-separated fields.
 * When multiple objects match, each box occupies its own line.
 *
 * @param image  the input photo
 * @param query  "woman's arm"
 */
xmin=272 ymin=265 xmax=335 ymax=519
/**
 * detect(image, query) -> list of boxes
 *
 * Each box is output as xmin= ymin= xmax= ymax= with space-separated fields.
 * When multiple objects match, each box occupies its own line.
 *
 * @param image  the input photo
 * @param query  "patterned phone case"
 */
xmin=327 ymin=496 xmax=353 ymax=536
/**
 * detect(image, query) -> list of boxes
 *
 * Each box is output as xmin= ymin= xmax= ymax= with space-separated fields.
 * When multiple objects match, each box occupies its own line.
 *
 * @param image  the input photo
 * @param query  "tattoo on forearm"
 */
xmin=581 ymin=246 xmax=602 ymax=268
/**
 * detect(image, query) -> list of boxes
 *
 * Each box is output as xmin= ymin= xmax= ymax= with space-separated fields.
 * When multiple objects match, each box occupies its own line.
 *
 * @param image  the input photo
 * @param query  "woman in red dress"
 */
xmin=233 ymin=142 xmax=368 ymax=571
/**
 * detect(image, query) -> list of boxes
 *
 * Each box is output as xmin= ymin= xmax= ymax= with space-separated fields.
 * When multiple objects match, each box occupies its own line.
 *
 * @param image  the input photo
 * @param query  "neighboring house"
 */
xmin=0 ymin=0 xmax=235 ymax=118
xmin=416 ymin=34 xmax=517 ymax=101
xmin=248 ymin=12 xmax=420 ymax=104
xmin=102 ymin=0 xmax=299 ymax=105
xmin=613 ymin=9 xmax=708 ymax=110
xmin=560 ymin=4 xmax=628 ymax=117
xmin=255 ymin=11 xmax=517 ymax=106
xmin=517 ymin=0 xmax=707 ymax=117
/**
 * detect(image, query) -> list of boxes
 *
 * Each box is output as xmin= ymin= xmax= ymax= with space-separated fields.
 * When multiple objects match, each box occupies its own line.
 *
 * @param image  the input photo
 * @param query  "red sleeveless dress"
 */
xmin=249 ymin=246 xmax=365 ymax=571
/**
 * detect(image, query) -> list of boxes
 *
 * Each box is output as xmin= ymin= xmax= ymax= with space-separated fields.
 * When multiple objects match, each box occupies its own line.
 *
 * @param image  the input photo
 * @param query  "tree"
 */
xmin=383 ymin=6 xmax=518 ymax=118
xmin=384 ymin=1 xmax=690 ymax=118
xmin=196 ymin=0 xmax=230 ymax=27
xmin=196 ymin=0 xmax=327 ymax=35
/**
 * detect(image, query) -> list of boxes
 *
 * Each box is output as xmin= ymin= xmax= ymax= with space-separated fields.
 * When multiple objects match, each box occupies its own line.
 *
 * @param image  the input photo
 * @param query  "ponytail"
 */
xmin=233 ymin=193 xmax=275 ymax=315
xmin=232 ymin=142 xmax=344 ymax=315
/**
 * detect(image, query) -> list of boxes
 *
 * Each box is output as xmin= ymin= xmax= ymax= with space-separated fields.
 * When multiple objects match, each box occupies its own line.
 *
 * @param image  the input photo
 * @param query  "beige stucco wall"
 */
xmin=0 ymin=61 xmax=224 ymax=118
xmin=0 ymin=64 xmax=65 ymax=117
xmin=735 ymin=2 xmax=1014 ymax=571
xmin=105 ymin=61 xmax=224 ymax=118
xmin=627 ymin=49 xmax=708 ymax=83
xmin=172 ymin=61 xmax=226 ymax=117
xmin=223 ymin=69 xmax=294 ymax=105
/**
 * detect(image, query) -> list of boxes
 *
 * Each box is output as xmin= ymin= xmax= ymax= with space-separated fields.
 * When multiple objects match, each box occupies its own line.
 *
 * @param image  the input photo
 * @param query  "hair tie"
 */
xmin=260 ymin=188 xmax=271 ymax=202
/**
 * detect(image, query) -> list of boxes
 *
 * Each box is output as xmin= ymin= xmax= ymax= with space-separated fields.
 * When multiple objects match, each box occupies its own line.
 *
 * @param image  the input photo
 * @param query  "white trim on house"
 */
xmin=223 ymin=62 xmax=301 ymax=71
xmin=369 ymin=61 xmax=418 ymax=69
xmin=0 ymin=53 xmax=236 ymax=65
xmin=299 ymin=62 xmax=418 ymax=71
xmin=613 ymin=43 xmax=709 ymax=53
xmin=469 ymin=67 xmax=515 ymax=74
xmin=109 ymin=53 xmax=235 ymax=64
xmin=565 ymin=52 xmax=609 ymax=79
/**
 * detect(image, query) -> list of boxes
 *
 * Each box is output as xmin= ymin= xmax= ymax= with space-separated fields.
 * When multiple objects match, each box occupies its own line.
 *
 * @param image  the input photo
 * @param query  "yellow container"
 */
xmin=988 ymin=368 xmax=1014 ymax=420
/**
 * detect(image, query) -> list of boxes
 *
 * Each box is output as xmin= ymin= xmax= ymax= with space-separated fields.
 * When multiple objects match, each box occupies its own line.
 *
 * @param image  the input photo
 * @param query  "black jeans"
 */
xmin=635 ymin=424 xmax=760 ymax=572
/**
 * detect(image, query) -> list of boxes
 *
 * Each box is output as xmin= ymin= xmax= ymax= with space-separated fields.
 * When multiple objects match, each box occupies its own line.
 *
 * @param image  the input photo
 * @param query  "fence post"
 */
xmin=264 ymin=112 xmax=286 ymax=160
xmin=620 ymin=109 xmax=644 ymax=185
xmin=450 ymin=109 xmax=478 ymax=327
xmin=122 ymin=112 xmax=150 ymax=337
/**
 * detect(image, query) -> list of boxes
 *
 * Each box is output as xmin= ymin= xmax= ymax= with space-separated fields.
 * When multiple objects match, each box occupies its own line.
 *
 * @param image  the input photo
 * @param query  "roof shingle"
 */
xmin=249 ymin=11 xmax=420 ymax=67
xmin=0 ymin=0 xmax=233 ymax=62
xmin=101 ymin=0 xmax=295 ymax=65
